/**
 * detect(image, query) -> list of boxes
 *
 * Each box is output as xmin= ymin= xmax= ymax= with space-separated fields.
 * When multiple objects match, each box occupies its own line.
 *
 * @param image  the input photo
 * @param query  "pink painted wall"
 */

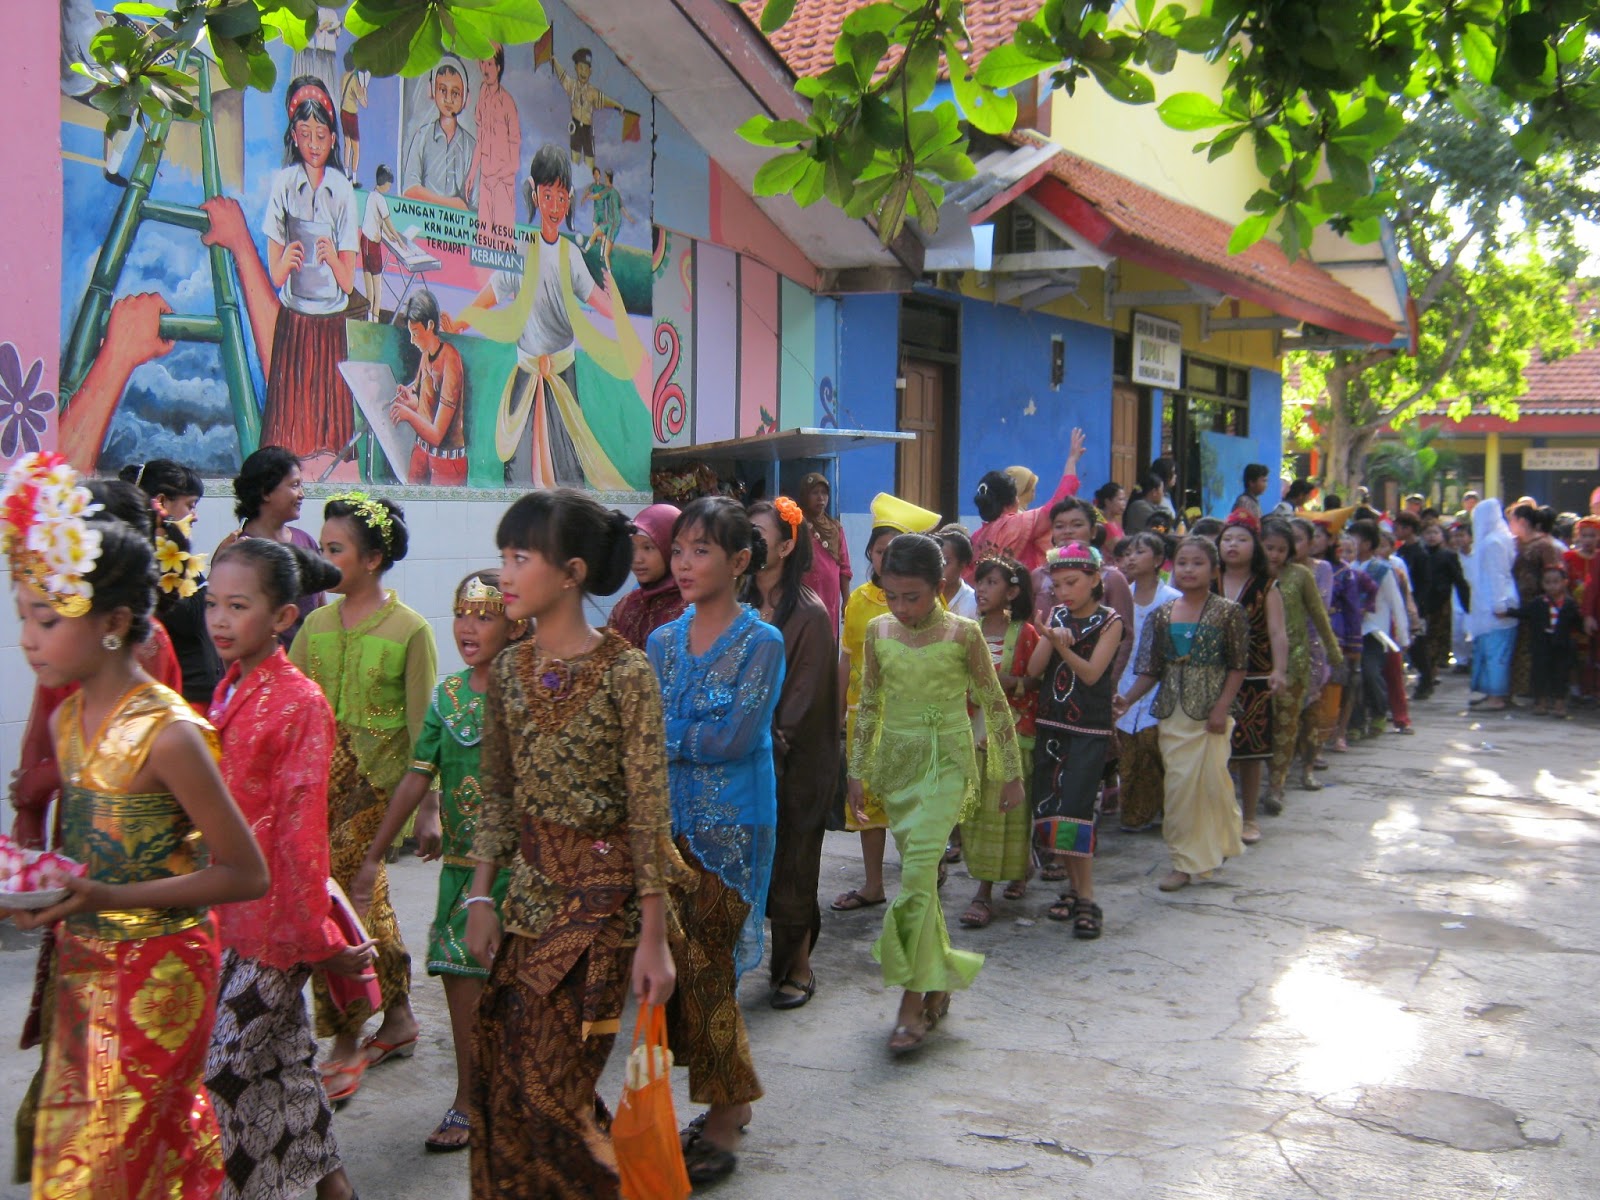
xmin=0 ymin=5 xmax=62 ymax=466
xmin=737 ymin=259 xmax=779 ymax=437
xmin=709 ymin=163 xmax=819 ymax=291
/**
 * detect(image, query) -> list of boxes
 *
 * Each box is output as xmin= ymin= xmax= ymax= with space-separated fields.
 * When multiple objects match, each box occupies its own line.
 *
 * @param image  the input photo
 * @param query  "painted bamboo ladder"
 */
xmin=60 ymin=55 xmax=259 ymax=455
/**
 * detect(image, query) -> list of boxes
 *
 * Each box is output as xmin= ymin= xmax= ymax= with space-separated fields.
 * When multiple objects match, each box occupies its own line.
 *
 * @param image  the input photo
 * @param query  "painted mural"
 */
xmin=51 ymin=0 xmax=842 ymax=491
xmin=56 ymin=0 xmax=660 ymax=492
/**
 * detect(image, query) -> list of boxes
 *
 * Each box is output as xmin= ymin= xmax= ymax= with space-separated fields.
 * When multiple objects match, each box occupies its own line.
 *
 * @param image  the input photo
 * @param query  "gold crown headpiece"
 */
xmin=327 ymin=491 xmax=395 ymax=549
xmin=2 ymin=453 xmax=104 ymax=617
xmin=456 ymin=573 xmax=505 ymax=617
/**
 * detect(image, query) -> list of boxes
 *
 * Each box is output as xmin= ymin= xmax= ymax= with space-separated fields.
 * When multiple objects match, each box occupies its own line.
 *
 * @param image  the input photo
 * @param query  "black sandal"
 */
xmin=770 ymin=972 xmax=816 ymax=1010
xmin=1046 ymin=892 xmax=1078 ymax=922
xmin=1073 ymin=900 xmax=1103 ymax=940
xmin=683 ymin=1135 xmax=738 ymax=1185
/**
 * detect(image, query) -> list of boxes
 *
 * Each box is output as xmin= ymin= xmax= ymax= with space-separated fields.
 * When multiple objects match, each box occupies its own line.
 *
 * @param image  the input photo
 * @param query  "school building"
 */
xmin=0 ymin=0 xmax=1404 ymax=820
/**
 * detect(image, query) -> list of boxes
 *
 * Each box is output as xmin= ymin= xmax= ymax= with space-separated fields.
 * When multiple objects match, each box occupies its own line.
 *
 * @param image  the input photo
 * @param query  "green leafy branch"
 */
xmin=69 ymin=0 xmax=549 ymax=138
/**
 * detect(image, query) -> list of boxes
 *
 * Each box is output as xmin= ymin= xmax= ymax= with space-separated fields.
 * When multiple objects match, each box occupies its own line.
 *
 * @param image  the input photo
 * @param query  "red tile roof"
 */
xmin=1518 ymin=344 xmax=1600 ymax=404
xmin=1013 ymin=131 xmax=1398 ymax=344
xmin=739 ymin=0 xmax=1042 ymax=80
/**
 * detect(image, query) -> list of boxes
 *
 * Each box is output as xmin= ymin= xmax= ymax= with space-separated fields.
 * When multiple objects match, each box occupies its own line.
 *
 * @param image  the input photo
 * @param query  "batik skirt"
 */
xmin=1230 ymin=674 xmax=1274 ymax=761
xmin=959 ymin=736 xmax=1035 ymax=882
xmin=206 ymin=950 xmax=341 ymax=1199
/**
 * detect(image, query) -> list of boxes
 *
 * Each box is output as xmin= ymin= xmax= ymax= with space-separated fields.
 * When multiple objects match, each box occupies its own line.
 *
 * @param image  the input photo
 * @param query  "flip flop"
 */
xmin=831 ymin=889 xmax=885 ymax=911
xmin=322 ymin=1057 xmax=367 ymax=1105
xmin=424 ymin=1107 xmax=471 ymax=1153
xmin=361 ymin=1033 xmax=419 ymax=1067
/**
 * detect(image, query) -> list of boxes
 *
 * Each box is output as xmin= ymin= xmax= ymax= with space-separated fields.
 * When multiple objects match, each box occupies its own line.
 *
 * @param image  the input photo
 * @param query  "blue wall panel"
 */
xmin=834 ymin=293 xmax=901 ymax=514
xmin=1249 ymin=368 xmax=1285 ymax=510
xmin=957 ymin=300 xmax=1115 ymax=507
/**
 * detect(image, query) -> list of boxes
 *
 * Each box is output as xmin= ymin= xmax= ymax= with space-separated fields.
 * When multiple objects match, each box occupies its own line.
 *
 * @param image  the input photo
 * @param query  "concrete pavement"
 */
xmin=3 ymin=671 xmax=1597 ymax=1198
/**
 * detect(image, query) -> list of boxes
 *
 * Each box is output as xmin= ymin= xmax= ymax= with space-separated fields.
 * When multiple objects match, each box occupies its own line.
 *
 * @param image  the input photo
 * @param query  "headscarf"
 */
xmin=1465 ymin=498 xmax=1517 ymax=636
xmin=1004 ymin=465 xmax=1039 ymax=510
xmin=799 ymin=472 xmax=842 ymax=559
xmin=629 ymin=503 xmax=680 ymax=593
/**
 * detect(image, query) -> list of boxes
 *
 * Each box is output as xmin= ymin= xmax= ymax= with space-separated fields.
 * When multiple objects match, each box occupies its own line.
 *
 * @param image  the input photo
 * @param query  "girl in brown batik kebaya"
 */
xmin=466 ymin=489 xmax=686 ymax=1200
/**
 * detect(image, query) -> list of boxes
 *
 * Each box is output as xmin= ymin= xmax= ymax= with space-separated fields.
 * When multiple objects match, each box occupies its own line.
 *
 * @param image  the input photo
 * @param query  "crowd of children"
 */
xmin=4 ymin=443 xmax=1596 ymax=1199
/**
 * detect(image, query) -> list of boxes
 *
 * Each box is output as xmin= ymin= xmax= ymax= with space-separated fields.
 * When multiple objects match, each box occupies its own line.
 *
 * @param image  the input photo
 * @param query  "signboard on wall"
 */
xmin=1523 ymin=447 xmax=1598 ymax=472
xmin=1131 ymin=311 xmax=1182 ymax=388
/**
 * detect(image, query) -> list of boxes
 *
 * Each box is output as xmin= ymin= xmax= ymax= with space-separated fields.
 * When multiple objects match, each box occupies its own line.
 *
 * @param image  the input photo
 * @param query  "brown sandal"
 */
xmin=958 ymin=899 xmax=992 ymax=929
xmin=1002 ymin=879 xmax=1027 ymax=901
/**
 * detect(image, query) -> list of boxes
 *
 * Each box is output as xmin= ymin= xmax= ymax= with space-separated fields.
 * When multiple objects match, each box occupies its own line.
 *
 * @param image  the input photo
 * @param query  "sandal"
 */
xmin=830 ymin=889 xmax=885 ymax=911
xmin=1260 ymin=790 xmax=1284 ymax=817
xmin=361 ymin=1033 xmax=419 ymax=1067
xmin=923 ymin=992 xmax=951 ymax=1029
xmin=1046 ymin=892 xmax=1079 ymax=922
xmin=682 ymin=1135 xmax=738 ymax=1185
xmin=1001 ymin=880 xmax=1027 ymax=901
xmin=424 ymin=1107 xmax=471 ymax=1153
xmin=1073 ymin=900 xmax=1103 ymax=940
xmin=1297 ymin=770 xmax=1324 ymax=792
xmin=943 ymin=843 xmax=962 ymax=864
xmin=770 ymin=973 xmax=816 ymax=1010
xmin=1157 ymin=870 xmax=1191 ymax=892
xmin=888 ymin=1020 xmax=928 ymax=1055
xmin=322 ymin=1057 xmax=367 ymax=1105
xmin=1040 ymin=859 xmax=1070 ymax=883
xmin=958 ymin=899 xmax=992 ymax=929
xmin=680 ymin=1110 xmax=750 ymax=1151
xmin=1240 ymin=821 xmax=1262 ymax=845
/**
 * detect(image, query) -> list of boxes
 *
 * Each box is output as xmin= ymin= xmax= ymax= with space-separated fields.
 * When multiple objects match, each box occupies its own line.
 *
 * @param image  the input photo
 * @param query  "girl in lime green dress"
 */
xmin=848 ymin=534 xmax=1024 ymax=1054
xmin=352 ymin=569 xmax=523 ymax=1151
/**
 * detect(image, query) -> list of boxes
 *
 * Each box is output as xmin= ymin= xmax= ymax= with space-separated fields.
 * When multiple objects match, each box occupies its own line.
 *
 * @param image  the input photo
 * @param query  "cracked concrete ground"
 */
xmin=2 ymin=671 xmax=1597 ymax=1198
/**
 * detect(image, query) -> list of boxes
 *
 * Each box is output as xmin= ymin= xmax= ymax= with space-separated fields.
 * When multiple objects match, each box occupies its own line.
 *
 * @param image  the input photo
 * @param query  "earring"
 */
xmin=101 ymin=632 xmax=123 ymax=652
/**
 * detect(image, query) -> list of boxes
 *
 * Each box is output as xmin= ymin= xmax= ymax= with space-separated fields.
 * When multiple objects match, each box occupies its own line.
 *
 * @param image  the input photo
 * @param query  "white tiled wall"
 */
xmin=0 ymin=487 xmax=878 ymax=838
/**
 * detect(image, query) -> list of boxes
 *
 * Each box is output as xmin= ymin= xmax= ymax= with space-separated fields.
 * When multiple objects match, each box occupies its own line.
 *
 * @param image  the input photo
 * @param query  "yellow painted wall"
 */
xmin=1044 ymin=11 xmax=1264 ymax=226
xmin=959 ymin=257 xmax=1283 ymax=373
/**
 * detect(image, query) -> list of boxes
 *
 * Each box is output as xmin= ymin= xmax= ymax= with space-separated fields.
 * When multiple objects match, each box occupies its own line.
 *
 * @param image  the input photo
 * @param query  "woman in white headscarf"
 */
xmin=1464 ymin=499 xmax=1518 ymax=709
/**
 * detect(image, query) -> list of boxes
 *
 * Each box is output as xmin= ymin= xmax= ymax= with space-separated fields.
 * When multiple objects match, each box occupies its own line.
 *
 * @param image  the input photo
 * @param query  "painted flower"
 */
xmin=129 ymin=951 xmax=207 ymax=1051
xmin=0 ymin=345 xmax=55 ymax=461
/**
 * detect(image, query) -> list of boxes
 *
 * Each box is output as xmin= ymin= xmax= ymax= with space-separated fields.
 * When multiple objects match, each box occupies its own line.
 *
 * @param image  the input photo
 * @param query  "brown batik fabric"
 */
xmin=471 ymin=934 xmax=630 ymax=1200
xmin=1115 ymin=725 xmax=1165 ymax=829
xmin=312 ymin=732 xmax=411 ymax=1039
xmin=667 ymin=842 xmax=763 ymax=1107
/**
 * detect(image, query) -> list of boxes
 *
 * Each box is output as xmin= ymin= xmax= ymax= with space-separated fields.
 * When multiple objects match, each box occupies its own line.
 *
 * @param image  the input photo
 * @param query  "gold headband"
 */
xmin=327 ymin=490 xmax=394 ymax=550
xmin=3 ymin=452 xmax=103 ymax=617
xmin=455 ymin=574 xmax=506 ymax=616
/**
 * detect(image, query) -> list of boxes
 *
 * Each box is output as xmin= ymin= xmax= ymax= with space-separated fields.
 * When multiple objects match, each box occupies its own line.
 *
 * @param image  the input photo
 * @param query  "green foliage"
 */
xmin=70 ymin=0 xmax=548 ymax=130
xmin=67 ymin=1 xmax=1600 ymax=263
xmin=1363 ymin=425 xmax=1466 ymax=496
xmin=1289 ymin=87 xmax=1600 ymax=490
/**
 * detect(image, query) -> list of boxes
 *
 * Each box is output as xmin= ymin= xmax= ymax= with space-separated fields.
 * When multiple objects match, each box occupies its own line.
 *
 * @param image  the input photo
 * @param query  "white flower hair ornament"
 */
xmin=2 ymin=452 xmax=104 ymax=617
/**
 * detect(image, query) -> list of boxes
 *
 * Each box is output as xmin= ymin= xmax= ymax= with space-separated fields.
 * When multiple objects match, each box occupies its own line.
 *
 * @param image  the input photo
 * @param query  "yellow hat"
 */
xmin=870 ymin=492 xmax=941 ymax=535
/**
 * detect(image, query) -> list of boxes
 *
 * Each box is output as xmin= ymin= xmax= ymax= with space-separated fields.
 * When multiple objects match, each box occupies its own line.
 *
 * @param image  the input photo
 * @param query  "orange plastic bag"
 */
xmin=613 ymin=1004 xmax=690 ymax=1200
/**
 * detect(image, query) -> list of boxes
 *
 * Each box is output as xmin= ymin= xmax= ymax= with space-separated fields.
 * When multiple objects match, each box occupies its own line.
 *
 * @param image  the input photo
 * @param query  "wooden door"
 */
xmin=1111 ymin=384 xmax=1140 ymax=489
xmin=898 ymin=359 xmax=943 ymax=515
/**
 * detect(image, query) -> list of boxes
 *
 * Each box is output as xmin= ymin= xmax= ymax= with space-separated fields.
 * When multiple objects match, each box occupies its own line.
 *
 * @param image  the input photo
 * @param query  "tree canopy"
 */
xmin=1284 ymin=80 xmax=1600 ymax=493
xmin=74 ymin=1 xmax=1600 ymax=258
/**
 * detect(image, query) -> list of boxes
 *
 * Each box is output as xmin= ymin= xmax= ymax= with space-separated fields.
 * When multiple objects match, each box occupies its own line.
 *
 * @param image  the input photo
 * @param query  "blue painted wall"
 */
xmin=956 ymin=299 xmax=1114 ymax=507
xmin=1249 ymin=368 xmax=1285 ymax=510
xmin=834 ymin=293 xmax=901 ymax=514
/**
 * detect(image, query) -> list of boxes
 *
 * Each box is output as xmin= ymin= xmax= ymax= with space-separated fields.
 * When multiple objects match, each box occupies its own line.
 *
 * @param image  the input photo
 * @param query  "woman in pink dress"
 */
xmin=970 ymin=428 xmax=1085 ymax=572
xmin=798 ymin=471 xmax=851 ymax=635
xmin=467 ymin=47 xmax=522 ymax=254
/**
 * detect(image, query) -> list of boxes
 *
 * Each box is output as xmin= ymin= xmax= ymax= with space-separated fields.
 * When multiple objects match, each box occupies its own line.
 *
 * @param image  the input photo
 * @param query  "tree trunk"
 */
xmin=1320 ymin=375 xmax=1358 ymax=496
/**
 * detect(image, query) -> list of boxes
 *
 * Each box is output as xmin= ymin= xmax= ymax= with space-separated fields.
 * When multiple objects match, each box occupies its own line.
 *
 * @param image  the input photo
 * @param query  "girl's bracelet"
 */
xmin=463 ymin=895 xmax=497 ymax=908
